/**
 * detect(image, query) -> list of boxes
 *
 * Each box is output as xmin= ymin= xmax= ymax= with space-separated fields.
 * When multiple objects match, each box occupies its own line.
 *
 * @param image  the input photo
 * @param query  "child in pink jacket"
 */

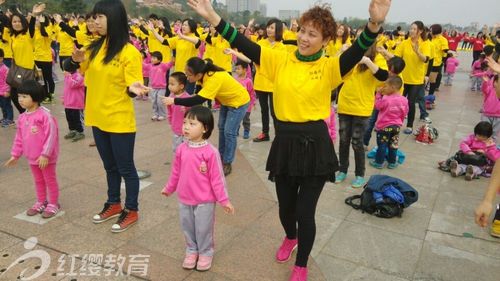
xmin=444 ymin=52 xmax=459 ymax=86
xmin=4 ymin=80 xmax=60 ymax=218
xmin=149 ymin=51 xmax=174 ymax=121
xmin=162 ymin=105 xmax=234 ymax=272
xmin=370 ymin=76 xmax=409 ymax=169
xmin=167 ymin=72 xmax=191 ymax=152
xmin=450 ymin=121 xmax=500 ymax=180
xmin=62 ymin=69 xmax=85 ymax=142
xmin=481 ymin=75 xmax=500 ymax=144
xmin=234 ymin=60 xmax=256 ymax=139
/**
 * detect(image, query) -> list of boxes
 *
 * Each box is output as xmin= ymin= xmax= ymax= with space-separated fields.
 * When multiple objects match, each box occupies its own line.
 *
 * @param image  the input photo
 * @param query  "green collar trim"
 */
xmin=295 ymin=49 xmax=323 ymax=62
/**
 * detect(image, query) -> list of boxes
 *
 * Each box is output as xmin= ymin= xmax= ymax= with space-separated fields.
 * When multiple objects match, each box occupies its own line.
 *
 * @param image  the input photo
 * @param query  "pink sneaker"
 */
xmin=276 ymin=237 xmax=298 ymax=263
xmin=289 ymin=266 xmax=308 ymax=281
xmin=182 ymin=253 xmax=198 ymax=270
xmin=26 ymin=201 xmax=47 ymax=216
xmin=42 ymin=203 xmax=60 ymax=218
xmin=196 ymin=255 xmax=213 ymax=271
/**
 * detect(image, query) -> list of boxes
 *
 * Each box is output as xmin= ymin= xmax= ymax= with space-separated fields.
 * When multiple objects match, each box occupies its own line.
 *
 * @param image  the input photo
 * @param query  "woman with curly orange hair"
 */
xmin=187 ymin=0 xmax=392 ymax=279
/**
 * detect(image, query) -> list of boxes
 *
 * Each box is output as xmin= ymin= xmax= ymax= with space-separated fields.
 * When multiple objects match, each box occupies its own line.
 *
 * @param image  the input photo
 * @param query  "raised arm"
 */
xmin=188 ymin=0 xmax=261 ymax=64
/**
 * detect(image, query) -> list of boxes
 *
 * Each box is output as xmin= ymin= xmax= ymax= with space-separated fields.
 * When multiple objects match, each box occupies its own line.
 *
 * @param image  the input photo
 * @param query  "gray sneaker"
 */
xmin=64 ymin=131 xmax=77 ymax=139
xmin=72 ymin=132 xmax=85 ymax=142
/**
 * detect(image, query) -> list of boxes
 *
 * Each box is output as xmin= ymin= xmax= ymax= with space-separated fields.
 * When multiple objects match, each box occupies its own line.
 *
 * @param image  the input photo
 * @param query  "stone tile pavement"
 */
xmin=0 ymin=51 xmax=499 ymax=281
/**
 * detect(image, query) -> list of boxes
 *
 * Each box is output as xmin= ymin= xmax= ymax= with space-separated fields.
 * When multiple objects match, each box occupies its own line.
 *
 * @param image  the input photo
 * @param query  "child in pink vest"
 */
xmin=162 ymin=105 xmax=234 ymax=271
xmin=0 ymin=49 xmax=13 ymax=127
xmin=481 ymin=75 xmax=500 ymax=144
xmin=149 ymin=51 xmax=174 ymax=121
xmin=444 ymin=52 xmax=459 ymax=86
xmin=4 ymin=80 xmax=60 ymax=218
xmin=167 ymin=72 xmax=190 ymax=152
xmin=234 ymin=60 xmax=256 ymax=139
xmin=450 ymin=121 xmax=500 ymax=180
xmin=370 ymin=76 xmax=409 ymax=169
xmin=61 ymin=69 xmax=85 ymax=142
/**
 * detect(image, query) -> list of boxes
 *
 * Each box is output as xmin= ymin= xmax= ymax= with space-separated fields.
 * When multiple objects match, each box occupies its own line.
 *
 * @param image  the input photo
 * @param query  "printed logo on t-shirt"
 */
xmin=199 ymin=161 xmax=207 ymax=174
xmin=30 ymin=126 xmax=39 ymax=134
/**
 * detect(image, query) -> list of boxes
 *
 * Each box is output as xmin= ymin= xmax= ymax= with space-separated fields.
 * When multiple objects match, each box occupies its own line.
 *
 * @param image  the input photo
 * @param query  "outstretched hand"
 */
xmin=4 ymin=157 xmax=18 ymax=167
xmin=129 ymin=82 xmax=151 ymax=97
xmin=369 ymin=0 xmax=391 ymax=23
xmin=187 ymin=0 xmax=220 ymax=26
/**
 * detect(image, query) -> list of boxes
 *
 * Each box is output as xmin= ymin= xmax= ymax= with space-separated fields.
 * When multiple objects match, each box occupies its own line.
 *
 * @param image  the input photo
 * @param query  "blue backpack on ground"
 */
xmin=345 ymin=175 xmax=418 ymax=218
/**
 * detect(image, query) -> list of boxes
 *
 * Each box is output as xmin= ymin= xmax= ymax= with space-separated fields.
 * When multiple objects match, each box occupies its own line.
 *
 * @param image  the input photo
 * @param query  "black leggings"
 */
xmin=403 ymin=84 xmax=424 ymax=128
xmin=10 ymin=87 xmax=24 ymax=114
xmin=275 ymin=175 xmax=326 ymax=267
xmin=35 ymin=61 xmax=55 ymax=95
xmin=256 ymin=90 xmax=275 ymax=135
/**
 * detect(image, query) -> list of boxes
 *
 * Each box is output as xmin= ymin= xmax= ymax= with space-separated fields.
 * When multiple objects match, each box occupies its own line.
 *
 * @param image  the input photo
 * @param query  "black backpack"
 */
xmin=345 ymin=187 xmax=403 ymax=218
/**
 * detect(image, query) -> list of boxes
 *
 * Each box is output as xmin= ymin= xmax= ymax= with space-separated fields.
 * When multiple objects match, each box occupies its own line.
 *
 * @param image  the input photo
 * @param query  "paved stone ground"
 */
xmin=0 ymin=51 xmax=499 ymax=281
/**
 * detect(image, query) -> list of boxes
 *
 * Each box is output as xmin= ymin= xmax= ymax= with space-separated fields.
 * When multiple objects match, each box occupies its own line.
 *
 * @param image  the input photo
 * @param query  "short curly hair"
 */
xmin=299 ymin=4 xmax=337 ymax=41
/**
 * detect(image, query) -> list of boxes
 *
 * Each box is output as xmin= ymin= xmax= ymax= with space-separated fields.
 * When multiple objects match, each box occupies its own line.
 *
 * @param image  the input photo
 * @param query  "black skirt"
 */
xmin=266 ymin=120 xmax=339 ymax=181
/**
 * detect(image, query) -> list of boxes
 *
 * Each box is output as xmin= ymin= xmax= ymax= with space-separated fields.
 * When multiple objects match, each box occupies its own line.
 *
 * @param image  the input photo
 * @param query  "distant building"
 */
xmin=226 ymin=0 xmax=261 ymax=13
xmin=259 ymin=3 xmax=267 ymax=17
xmin=279 ymin=10 xmax=300 ymax=20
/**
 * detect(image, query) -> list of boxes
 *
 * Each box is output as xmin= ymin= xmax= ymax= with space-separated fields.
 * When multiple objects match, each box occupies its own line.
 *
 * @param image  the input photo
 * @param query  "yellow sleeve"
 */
xmin=422 ymin=41 xmax=431 ymax=58
xmin=166 ymin=36 xmax=178 ymax=50
xmin=441 ymin=37 xmax=449 ymax=51
xmin=394 ymin=42 xmax=404 ymax=57
xmin=326 ymin=57 xmax=343 ymax=89
xmin=198 ymin=74 xmax=222 ymax=100
xmin=123 ymin=46 xmax=143 ymax=86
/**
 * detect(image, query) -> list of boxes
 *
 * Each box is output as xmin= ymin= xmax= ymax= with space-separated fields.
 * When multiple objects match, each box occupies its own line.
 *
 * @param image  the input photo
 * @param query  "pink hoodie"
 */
xmin=11 ymin=107 xmax=59 ymax=165
xmin=374 ymin=93 xmax=409 ymax=130
xmin=163 ymin=141 xmax=230 ymax=206
xmin=167 ymin=92 xmax=190 ymax=136
xmin=459 ymin=134 xmax=500 ymax=162
xmin=149 ymin=62 xmax=174 ymax=89
xmin=481 ymin=79 xmax=500 ymax=117
xmin=445 ymin=57 xmax=459 ymax=74
xmin=62 ymin=72 xmax=85 ymax=110
xmin=236 ymin=76 xmax=256 ymax=112
xmin=0 ymin=63 xmax=10 ymax=96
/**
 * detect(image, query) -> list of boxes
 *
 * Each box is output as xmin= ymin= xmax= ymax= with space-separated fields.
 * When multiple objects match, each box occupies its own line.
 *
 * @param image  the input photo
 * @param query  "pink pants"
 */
xmin=30 ymin=164 xmax=59 ymax=204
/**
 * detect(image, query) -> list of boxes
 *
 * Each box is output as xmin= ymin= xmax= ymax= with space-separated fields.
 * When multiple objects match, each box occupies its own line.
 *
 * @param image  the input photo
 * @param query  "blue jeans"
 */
xmin=363 ymin=109 xmax=379 ymax=146
xmin=218 ymin=102 xmax=249 ymax=164
xmin=0 ymin=96 xmax=14 ymax=121
xmin=92 ymin=127 xmax=140 ymax=210
xmin=375 ymin=126 xmax=400 ymax=164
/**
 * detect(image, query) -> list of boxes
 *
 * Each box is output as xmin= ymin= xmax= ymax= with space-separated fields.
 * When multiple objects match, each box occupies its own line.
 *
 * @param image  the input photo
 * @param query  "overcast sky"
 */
xmin=222 ymin=0 xmax=499 ymax=27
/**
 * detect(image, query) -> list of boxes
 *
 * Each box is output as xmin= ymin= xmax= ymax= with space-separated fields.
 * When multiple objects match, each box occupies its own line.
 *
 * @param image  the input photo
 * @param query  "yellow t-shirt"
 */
xmin=254 ymin=39 xmax=286 ymax=92
xmin=34 ymin=28 xmax=52 ymax=62
xmin=258 ymin=48 xmax=344 ymax=122
xmin=394 ymin=38 xmax=431 ymax=85
xmin=200 ymin=33 xmax=214 ymax=60
xmin=0 ymin=28 xmax=13 ymax=59
xmin=432 ymin=34 xmax=449 ymax=67
xmin=80 ymin=43 xmax=143 ymax=133
xmin=325 ymin=38 xmax=351 ymax=57
xmin=338 ymin=54 xmax=388 ymax=117
xmin=166 ymin=35 xmax=199 ymax=72
xmin=283 ymin=30 xmax=298 ymax=53
xmin=197 ymin=71 xmax=250 ymax=108
xmin=208 ymin=36 xmax=232 ymax=72
xmin=11 ymin=33 xmax=35 ymax=69
xmin=75 ymin=30 xmax=99 ymax=48
xmin=56 ymin=26 xmax=75 ymax=57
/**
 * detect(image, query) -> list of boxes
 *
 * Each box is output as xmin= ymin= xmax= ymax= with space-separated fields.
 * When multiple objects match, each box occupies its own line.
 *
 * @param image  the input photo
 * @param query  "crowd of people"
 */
xmin=0 ymin=0 xmax=500 ymax=280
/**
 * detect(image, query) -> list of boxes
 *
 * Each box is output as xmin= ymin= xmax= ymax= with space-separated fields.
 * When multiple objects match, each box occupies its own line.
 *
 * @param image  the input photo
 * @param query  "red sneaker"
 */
xmin=92 ymin=203 xmax=122 ymax=223
xmin=253 ymin=132 xmax=270 ymax=142
xmin=289 ymin=266 xmax=308 ymax=281
xmin=111 ymin=209 xmax=138 ymax=233
xmin=276 ymin=237 xmax=298 ymax=263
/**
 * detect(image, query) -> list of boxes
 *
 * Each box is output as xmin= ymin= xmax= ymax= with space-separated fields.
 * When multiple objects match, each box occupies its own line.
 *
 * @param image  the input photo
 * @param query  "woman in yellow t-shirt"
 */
xmin=8 ymin=4 xmax=44 ymax=113
xmin=34 ymin=15 xmax=56 ymax=102
xmin=253 ymin=18 xmax=286 ymax=142
xmin=149 ymin=19 xmax=201 ymax=94
xmin=163 ymin=57 xmax=250 ymax=176
xmin=65 ymin=0 xmax=149 ymax=234
xmin=188 ymin=0 xmax=391 ymax=279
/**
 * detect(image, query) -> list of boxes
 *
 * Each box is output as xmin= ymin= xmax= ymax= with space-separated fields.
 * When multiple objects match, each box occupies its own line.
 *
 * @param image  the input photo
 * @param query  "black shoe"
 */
xmin=253 ymin=133 xmax=270 ymax=142
xmin=223 ymin=163 xmax=232 ymax=176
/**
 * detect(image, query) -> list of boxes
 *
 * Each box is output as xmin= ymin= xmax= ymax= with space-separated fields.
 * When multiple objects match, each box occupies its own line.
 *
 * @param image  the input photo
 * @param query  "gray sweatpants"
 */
xmin=172 ymin=134 xmax=184 ymax=153
xmin=481 ymin=115 xmax=500 ymax=144
xmin=179 ymin=202 xmax=215 ymax=256
xmin=150 ymin=88 xmax=166 ymax=118
xmin=455 ymin=164 xmax=484 ymax=177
